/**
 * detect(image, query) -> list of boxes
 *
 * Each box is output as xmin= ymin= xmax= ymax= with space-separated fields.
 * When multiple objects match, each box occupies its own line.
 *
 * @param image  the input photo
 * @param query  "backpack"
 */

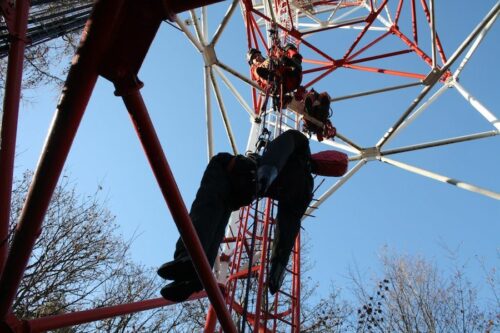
xmin=303 ymin=90 xmax=336 ymax=141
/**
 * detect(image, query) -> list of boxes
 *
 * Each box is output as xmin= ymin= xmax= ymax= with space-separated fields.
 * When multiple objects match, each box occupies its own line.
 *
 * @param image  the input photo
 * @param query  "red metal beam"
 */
xmin=411 ymin=0 xmax=418 ymax=43
xmin=300 ymin=18 xmax=366 ymax=36
xmin=343 ymin=63 xmax=426 ymax=80
xmin=419 ymin=0 xmax=447 ymax=64
xmin=343 ymin=0 xmax=389 ymax=59
xmin=162 ymin=0 xmax=225 ymax=16
xmin=292 ymin=234 xmax=300 ymax=333
xmin=0 ymin=0 xmax=30 ymax=278
xmin=29 ymin=293 xmax=207 ymax=332
xmin=394 ymin=0 xmax=404 ymax=25
xmin=120 ymin=87 xmax=237 ymax=333
xmin=0 ymin=0 xmax=125 ymax=319
xmin=347 ymin=30 xmax=392 ymax=61
xmin=203 ymin=305 xmax=217 ymax=333
xmin=391 ymin=25 xmax=438 ymax=72
xmin=303 ymin=66 xmax=336 ymax=89
xmin=253 ymin=199 xmax=272 ymax=332
xmin=346 ymin=49 xmax=413 ymax=65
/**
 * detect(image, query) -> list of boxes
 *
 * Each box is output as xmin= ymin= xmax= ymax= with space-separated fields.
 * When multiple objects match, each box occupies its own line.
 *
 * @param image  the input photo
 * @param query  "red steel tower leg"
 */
xmin=292 ymin=233 xmax=300 ymax=333
xmin=0 ymin=0 xmax=125 ymax=319
xmin=0 ymin=0 xmax=30 ymax=277
xmin=119 ymin=86 xmax=237 ymax=333
xmin=28 ymin=293 xmax=207 ymax=332
xmin=204 ymin=305 xmax=217 ymax=333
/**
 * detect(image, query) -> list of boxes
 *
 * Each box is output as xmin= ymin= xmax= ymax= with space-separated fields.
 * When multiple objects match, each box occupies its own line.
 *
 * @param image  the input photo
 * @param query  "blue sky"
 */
xmin=12 ymin=0 xmax=499 ymax=303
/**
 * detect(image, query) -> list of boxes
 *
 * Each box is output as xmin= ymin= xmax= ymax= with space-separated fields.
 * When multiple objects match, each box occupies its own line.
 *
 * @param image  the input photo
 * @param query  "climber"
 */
xmin=158 ymin=130 xmax=314 ymax=302
xmin=247 ymin=43 xmax=303 ymax=94
xmin=287 ymin=88 xmax=337 ymax=142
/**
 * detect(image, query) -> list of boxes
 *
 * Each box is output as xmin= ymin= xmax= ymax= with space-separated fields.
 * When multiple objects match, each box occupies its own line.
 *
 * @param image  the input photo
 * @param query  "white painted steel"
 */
xmin=376 ymin=2 xmax=497 ymax=149
xmin=381 ymin=131 xmax=499 ymax=157
xmin=216 ymin=61 xmax=263 ymax=91
xmin=204 ymin=66 xmax=214 ymax=160
xmin=336 ymin=25 xmax=388 ymax=31
xmin=327 ymin=0 xmax=346 ymax=22
xmin=453 ymin=80 xmax=500 ymax=131
xmin=304 ymin=159 xmax=368 ymax=218
xmin=202 ymin=6 xmax=208 ymax=40
xmin=362 ymin=1 xmax=392 ymax=28
xmin=333 ymin=3 xmax=365 ymax=23
xmin=331 ymin=82 xmax=422 ymax=102
xmin=453 ymin=10 xmax=498 ymax=79
xmin=429 ymin=0 xmax=437 ymax=68
xmin=209 ymin=67 xmax=239 ymax=155
xmin=380 ymin=157 xmax=500 ymax=200
xmin=438 ymin=2 xmax=499 ymax=76
xmin=174 ymin=15 xmax=204 ymax=53
xmin=317 ymin=137 xmax=360 ymax=154
xmin=213 ymin=66 xmax=255 ymax=118
xmin=212 ymin=0 xmax=239 ymax=46
xmin=383 ymin=1 xmax=393 ymax=25
xmin=382 ymin=83 xmax=449 ymax=147
xmin=190 ymin=9 xmax=206 ymax=46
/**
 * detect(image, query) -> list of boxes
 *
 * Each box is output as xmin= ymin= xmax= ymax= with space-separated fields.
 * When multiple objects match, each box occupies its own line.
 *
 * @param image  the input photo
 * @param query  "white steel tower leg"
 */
xmin=452 ymin=81 xmax=500 ymax=132
xmin=380 ymin=157 xmax=500 ymax=200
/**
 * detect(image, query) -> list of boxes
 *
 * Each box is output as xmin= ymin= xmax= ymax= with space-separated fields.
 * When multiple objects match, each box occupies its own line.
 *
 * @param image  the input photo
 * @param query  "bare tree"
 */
xmin=351 ymin=252 xmax=498 ymax=333
xmin=1 ymin=0 xmax=91 ymax=93
xmin=300 ymin=284 xmax=353 ymax=333
xmin=9 ymin=171 xmax=185 ymax=331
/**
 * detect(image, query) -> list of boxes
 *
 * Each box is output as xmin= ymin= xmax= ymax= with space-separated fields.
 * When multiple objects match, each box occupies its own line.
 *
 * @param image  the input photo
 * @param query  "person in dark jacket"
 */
xmin=158 ymin=129 xmax=313 ymax=302
xmin=247 ymin=44 xmax=303 ymax=93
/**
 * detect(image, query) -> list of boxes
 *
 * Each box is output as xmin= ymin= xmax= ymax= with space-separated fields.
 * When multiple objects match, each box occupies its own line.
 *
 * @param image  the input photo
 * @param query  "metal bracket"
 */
xmin=0 ymin=0 xmax=15 ymax=34
xmin=445 ymin=75 xmax=456 ymax=88
xmin=422 ymin=68 xmax=441 ymax=86
xmin=203 ymin=44 xmax=217 ymax=67
xmin=361 ymin=146 xmax=380 ymax=161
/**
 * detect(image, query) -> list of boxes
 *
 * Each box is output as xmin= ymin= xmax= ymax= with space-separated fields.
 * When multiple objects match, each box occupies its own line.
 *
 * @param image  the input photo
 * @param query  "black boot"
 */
xmin=160 ymin=279 xmax=203 ymax=302
xmin=157 ymin=257 xmax=196 ymax=281
xmin=268 ymin=260 xmax=287 ymax=295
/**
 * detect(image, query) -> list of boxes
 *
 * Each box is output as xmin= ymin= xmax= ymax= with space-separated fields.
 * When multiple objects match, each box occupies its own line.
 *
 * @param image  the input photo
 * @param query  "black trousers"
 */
xmin=174 ymin=130 xmax=313 ymax=270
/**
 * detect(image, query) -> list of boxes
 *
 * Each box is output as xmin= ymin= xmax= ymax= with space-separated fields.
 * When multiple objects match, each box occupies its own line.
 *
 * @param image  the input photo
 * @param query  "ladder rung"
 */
xmin=275 ymin=288 xmax=296 ymax=300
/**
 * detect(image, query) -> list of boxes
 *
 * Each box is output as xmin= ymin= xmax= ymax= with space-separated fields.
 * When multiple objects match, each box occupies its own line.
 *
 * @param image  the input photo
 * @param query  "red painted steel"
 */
xmin=252 ymin=199 xmax=272 ymax=332
xmin=203 ymin=305 xmax=217 ymax=333
xmin=304 ymin=67 xmax=336 ymax=89
xmin=29 ymin=293 xmax=207 ymax=332
xmin=292 ymin=235 xmax=300 ymax=333
xmin=163 ymin=0 xmax=225 ymax=16
xmin=300 ymin=18 xmax=366 ymax=36
xmin=344 ymin=63 xmax=427 ymax=80
xmin=0 ymin=0 xmax=30 ymax=278
xmin=342 ymin=0 xmax=389 ymax=59
xmin=347 ymin=30 xmax=392 ymax=61
xmin=220 ymin=197 xmax=300 ymax=331
xmin=411 ymin=0 xmax=418 ymax=43
xmin=394 ymin=0 xmax=404 ymax=25
xmin=419 ymin=0 xmax=448 ymax=65
xmin=120 ymin=88 xmax=237 ymax=333
xmin=347 ymin=49 xmax=414 ymax=65
xmin=0 ymin=0 xmax=463 ymax=331
xmin=0 ymin=0 xmax=125 ymax=319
